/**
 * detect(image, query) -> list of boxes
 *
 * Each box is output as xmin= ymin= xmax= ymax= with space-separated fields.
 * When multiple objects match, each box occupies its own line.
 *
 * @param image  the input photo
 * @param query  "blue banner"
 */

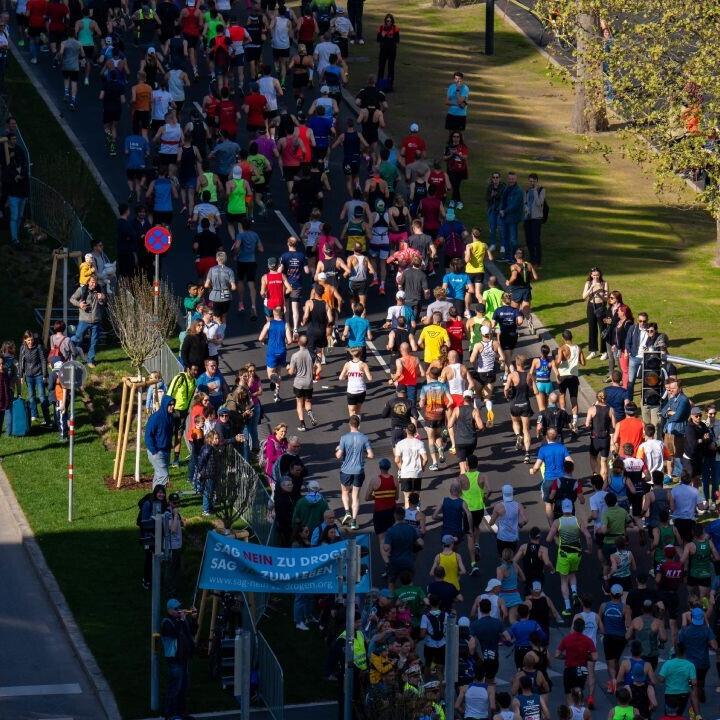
xmin=198 ymin=531 xmax=371 ymax=594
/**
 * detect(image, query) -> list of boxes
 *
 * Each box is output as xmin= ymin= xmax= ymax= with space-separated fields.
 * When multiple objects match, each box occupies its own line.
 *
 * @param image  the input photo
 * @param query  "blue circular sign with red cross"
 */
xmin=144 ymin=225 xmax=173 ymax=255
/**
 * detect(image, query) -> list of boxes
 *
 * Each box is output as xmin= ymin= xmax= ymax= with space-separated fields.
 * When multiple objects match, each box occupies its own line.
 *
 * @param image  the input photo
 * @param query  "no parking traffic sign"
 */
xmin=144 ymin=225 xmax=173 ymax=255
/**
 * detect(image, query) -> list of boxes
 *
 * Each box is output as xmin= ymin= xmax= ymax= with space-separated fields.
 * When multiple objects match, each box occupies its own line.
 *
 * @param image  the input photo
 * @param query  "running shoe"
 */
xmin=486 ymin=409 xmax=494 ymax=427
xmin=470 ymin=562 xmax=480 ymax=576
xmin=297 ymin=422 xmax=307 ymax=432
xmin=515 ymin=434 xmax=523 ymax=450
xmin=350 ymin=518 xmax=358 ymax=530
xmin=586 ymin=351 xmax=596 ymax=360
xmin=600 ymin=352 xmax=608 ymax=360
xmin=561 ymin=608 xmax=572 ymax=617
xmin=341 ymin=513 xmax=352 ymax=526
xmin=428 ymin=462 xmax=439 ymax=471
xmin=307 ymin=411 xmax=317 ymax=427
xmin=524 ymin=453 xmax=531 ymax=464
xmin=456 ymin=201 xmax=464 ymax=210
xmin=295 ymin=622 xmax=309 ymax=631
xmin=527 ymin=316 xmax=535 ymax=335
xmin=438 ymin=446 xmax=445 ymax=463
xmin=449 ymin=446 xmax=456 ymax=455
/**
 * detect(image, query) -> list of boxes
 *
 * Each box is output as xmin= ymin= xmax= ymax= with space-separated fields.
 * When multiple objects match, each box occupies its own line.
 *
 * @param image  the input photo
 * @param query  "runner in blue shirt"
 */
xmin=279 ymin=236 xmax=309 ymax=336
xmin=442 ymin=257 xmax=472 ymax=318
xmin=307 ymin=105 xmax=334 ymax=162
xmin=124 ymin=133 xmax=150 ymax=203
xmin=342 ymin=303 xmax=372 ymax=361
xmin=529 ymin=428 xmax=572 ymax=525
xmin=335 ymin=415 xmax=373 ymax=529
xmin=232 ymin=218 xmax=264 ymax=319
xmin=258 ymin=305 xmax=292 ymax=402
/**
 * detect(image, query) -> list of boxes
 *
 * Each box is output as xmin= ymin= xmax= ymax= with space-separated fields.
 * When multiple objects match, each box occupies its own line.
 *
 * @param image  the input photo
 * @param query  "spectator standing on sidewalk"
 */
xmin=144 ymin=394 xmax=176 ymax=486
xmin=18 ymin=330 xmax=51 ymax=426
xmin=661 ymin=379 xmax=691 ymax=469
xmin=161 ymin=599 xmax=197 ymax=720
xmin=523 ymin=173 xmax=546 ymax=267
xmin=485 ymin=171 xmax=505 ymax=252
xmin=376 ymin=13 xmax=399 ymax=91
xmin=348 ymin=0 xmax=365 ymax=45
xmin=498 ymin=172 xmax=524 ymax=263
xmin=445 ymin=71 xmax=469 ymax=136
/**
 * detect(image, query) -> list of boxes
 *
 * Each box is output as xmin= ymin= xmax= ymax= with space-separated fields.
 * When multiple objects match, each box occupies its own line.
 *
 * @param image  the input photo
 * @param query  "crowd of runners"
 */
xmin=3 ymin=0 xmax=720 ymax=720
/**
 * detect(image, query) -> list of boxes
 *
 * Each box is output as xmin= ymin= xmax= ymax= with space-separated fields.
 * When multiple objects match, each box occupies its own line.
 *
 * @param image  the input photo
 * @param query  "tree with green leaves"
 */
xmin=534 ymin=0 xmax=720 ymax=261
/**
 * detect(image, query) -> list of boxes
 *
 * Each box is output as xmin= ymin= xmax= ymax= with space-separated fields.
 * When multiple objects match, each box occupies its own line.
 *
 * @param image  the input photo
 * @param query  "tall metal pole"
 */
xmin=67 ymin=362 xmax=75 ymax=522
xmin=343 ymin=537 xmax=357 ymax=720
xmin=485 ymin=0 xmax=495 ymax=55
xmin=444 ymin=613 xmax=459 ymax=717
xmin=153 ymin=254 xmax=160 ymax=316
xmin=150 ymin=512 xmax=163 ymax=711
xmin=62 ymin=247 xmax=68 ymax=330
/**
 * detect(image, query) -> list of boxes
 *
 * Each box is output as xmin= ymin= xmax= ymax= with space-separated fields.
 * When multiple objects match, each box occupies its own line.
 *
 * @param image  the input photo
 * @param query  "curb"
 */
xmin=0 ymin=467 xmax=122 ymax=720
xmin=9 ymin=40 xmax=121 ymax=217
xmin=340 ymin=83 xmax=596 ymax=412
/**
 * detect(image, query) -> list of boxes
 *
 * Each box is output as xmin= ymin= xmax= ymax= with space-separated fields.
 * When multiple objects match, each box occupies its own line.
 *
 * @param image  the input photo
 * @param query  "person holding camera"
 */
xmin=69 ymin=275 xmax=106 ymax=368
xmin=161 ymin=598 xmax=197 ymax=720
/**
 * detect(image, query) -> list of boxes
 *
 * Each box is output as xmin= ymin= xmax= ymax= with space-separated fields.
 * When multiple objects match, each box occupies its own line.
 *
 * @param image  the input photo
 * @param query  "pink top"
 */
xmin=264 ymin=434 xmax=288 ymax=478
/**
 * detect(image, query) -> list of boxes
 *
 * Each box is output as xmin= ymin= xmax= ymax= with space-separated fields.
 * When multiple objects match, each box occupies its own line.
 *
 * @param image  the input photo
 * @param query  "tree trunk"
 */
xmin=716 ymin=216 xmax=720 ymax=267
xmin=571 ymin=10 xmax=609 ymax=134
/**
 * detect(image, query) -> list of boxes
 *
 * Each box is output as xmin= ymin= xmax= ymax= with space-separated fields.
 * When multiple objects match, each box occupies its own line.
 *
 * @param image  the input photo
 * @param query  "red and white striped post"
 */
xmin=68 ymin=362 xmax=76 ymax=522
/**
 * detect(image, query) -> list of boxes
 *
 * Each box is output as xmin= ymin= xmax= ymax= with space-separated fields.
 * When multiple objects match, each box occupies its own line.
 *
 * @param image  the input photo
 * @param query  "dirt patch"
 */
xmin=104 ymin=474 xmax=155 ymax=491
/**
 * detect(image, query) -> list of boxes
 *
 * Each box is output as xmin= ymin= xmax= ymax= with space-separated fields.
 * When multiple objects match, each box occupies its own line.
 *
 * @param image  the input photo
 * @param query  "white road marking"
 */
xmin=0 ymin=683 xmax=82 ymax=698
xmin=366 ymin=339 xmax=391 ymax=374
xmin=274 ymin=209 xmax=298 ymax=236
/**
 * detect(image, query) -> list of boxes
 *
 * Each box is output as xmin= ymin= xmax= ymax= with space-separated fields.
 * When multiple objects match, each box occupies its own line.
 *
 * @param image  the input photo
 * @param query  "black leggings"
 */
xmin=378 ymin=49 xmax=396 ymax=86
xmin=587 ymin=302 xmax=605 ymax=352
xmin=448 ymin=169 xmax=465 ymax=202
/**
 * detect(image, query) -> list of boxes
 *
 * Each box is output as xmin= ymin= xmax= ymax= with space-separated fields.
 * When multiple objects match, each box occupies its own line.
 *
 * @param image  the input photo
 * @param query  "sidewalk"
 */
xmin=0 ymin=467 xmax=118 ymax=720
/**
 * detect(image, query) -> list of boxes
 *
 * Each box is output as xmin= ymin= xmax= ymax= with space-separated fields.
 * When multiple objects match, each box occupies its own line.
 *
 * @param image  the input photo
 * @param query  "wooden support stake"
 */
xmin=114 ymin=380 xmax=130 ymax=485
xmin=43 ymin=252 xmax=59 ymax=346
xmin=118 ymin=380 xmax=135 ymax=486
xmin=194 ymin=589 xmax=208 ymax=644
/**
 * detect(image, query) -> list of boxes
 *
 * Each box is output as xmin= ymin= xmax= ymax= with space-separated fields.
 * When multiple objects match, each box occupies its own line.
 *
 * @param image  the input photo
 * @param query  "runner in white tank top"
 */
xmin=557 ymin=343 xmax=580 ymax=377
xmin=339 ymin=352 xmax=372 ymax=417
xmin=446 ymin=362 xmax=467 ymax=398
xmin=258 ymin=75 xmax=278 ymax=111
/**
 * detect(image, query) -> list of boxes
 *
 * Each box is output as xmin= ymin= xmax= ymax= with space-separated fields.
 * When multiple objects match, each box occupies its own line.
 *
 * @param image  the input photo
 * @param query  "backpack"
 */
xmin=136 ymin=493 xmax=153 ymax=527
xmin=444 ymin=228 xmax=465 ymax=259
xmin=424 ymin=610 xmax=446 ymax=642
xmin=48 ymin=334 xmax=70 ymax=364
xmin=554 ymin=476 xmax=577 ymax=509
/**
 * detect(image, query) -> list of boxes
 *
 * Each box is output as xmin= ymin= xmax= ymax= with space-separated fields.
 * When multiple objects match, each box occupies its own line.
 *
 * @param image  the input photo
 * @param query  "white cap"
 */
xmin=306 ymin=480 xmax=320 ymax=491
xmin=232 ymin=166 xmax=242 ymax=179
xmin=561 ymin=498 xmax=573 ymax=513
xmin=320 ymin=85 xmax=330 ymax=94
xmin=502 ymin=484 xmax=513 ymax=501
xmin=531 ymin=580 xmax=542 ymax=592
xmin=410 ymin=122 xmax=419 ymax=132
xmin=318 ymin=272 xmax=327 ymax=281
xmin=84 ymin=253 xmax=94 ymax=262
xmin=105 ymin=36 xmax=113 ymax=45
xmin=458 ymin=616 xmax=471 ymax=627
xmin=480 ymin=325 xmax=491 ymax=336
xmin=148 ymin=46 xmax=156 ymax=54
xmin=463 ymin=389 xmax=474 ymax=398
xmin=485 ymin=578 xmax=502 ymax=592
xmin=396 ymin=290 xmax=406 ymax=299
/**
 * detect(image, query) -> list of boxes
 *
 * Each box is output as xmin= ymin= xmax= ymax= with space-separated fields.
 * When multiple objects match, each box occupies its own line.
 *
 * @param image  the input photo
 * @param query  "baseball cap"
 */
xmin=167 ymin=598 xmax=182 ymax=610
xmin=663 ymin=544 xmax=675 ymax=558
xmin=187 ymin=0 xmax=195 ymax=6
xmin=481 ymin=325 xmax=492 ymax=336
xmin=502 ymin=484 xmax=513 ymax=502
xmin=318 ymin=272 xmax=327 ymax=281
xmin=561 ymin=498 xmax=573 ymax=513
xmin=409 ymin=122 xmax=419 ymax=132
xmin=306 ymin=480 xmax=320 ymax=491
xmin=446 ymin=207 xmax=455 ymax=221
xmin=405 ymin=663 xmax=421 ymax=675
xmin=485 ymin=578 xmax=501 ymax=592
xmin=442 ymin=534 xmax=455 ymax=546
xmin=148 ymin=46 xmax=156 ymax=55
xmin=463 ymin=389 xmax=474 ymax=398
xmin=396 ymin=290 xmax=406 ymax=299
xmin=297 ymin=110 xmax=307 ymax=122
xmin=335 ymin=6 xmax=345 ymax=13
xmin=232 ymin=166 xmax=242 ymax=179
xmin=379 ymin=588 xmax=393 ymax=599
xmin=379 ymin=458 xmax=391 ymax=471
xmin=320 ymin=84 xmax=330 ymax=93
xmin=52 ymin=360 xmax=63 ymax=370
xmin=531 ymin=580 xmax=542 ymax=592
xmin=375 ymin=199 xmax=386 ymax=212
xmin=610 ymin=583 xmax=623 ymax=597
xmin=690 ymin=406 xmax=703 ymax=416
xmin=218 ymin=406 xmax=230 ymax=415
xmin=691 ymin=607 xmax=705 ymax=625
xmin=423 ymin=680 xmax=440 ymax=690
xmin=458 ymin=616 xmax=471 ymax=627
xmin=643 ymin=599 xmax=653 ymax=609
xmin=105 ymin=36 xmax=113 ymax=45
xmin=267 ymin=257 xmax=278 ymax=268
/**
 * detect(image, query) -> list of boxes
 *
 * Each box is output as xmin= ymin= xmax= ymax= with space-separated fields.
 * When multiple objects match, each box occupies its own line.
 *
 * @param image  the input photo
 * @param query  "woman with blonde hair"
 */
xmin=264 ymin=422 xmax=289 ymax=486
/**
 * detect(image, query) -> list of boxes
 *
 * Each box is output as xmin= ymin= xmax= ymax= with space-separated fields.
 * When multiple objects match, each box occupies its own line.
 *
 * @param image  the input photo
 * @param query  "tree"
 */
xmin=534 ymin=0 xmax=720 ymax=261
xmin=106 ymin=273 xmax=178 ymax=376
xmin=213 ymin=445 xmax=259 ymax=533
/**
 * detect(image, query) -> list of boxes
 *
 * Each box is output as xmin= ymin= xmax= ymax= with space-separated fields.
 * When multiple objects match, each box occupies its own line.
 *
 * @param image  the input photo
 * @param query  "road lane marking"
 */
xmin=275 ymin=209 xmax=298 ymax=236
xmin=0 ymin=683 xmax=82 ymax=697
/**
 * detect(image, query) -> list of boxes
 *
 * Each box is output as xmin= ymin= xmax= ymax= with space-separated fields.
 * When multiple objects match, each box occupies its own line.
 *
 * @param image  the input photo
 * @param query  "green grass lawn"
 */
xmin=348 ymin=0 xmax=720 ymax=404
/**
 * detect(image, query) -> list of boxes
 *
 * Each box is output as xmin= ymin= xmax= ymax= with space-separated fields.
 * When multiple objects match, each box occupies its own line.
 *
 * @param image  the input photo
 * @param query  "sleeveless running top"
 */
xmin=636 ymin=616 xmax=659 ymax=659
xmin=591 ymin=404 xmax=611 ymax=439
xmin=447 ymin=363 xmax=466 ymax=396
xmin=653 ymin=524 xmax=675 ymax=564
xmin=690 ymin=538 xmax=712 ymax=578
xmin=258 ymin=75 xmax=278 ymax=111
xmin=461 ymin=471 xmax=485 ymax=511
xmin=559 ymin=515 xmax=582 ymax=553
xmin=612 ymin=707 xmax=634 ymax=720
xmin=227 ymin=180 xmax=247 ymax=215
xmin=305 ymin=220 xmax=322 ymax=249
xmin=78 ymin=17 xmax=94 ymax=45
xmin=475 ymin=340 xmax=496 ymax=374
xmin=518 ymin=694 xmax=542 ymax=720
xmin=179 ymin=145 xmax=197 ymax=180
xmin=370 ymin=212 xmax=390 ymax=249
xmin=602 ymin=600 xmax=626 ymax=637
xmin=497 ymin=501 xmax=519 ymax=541
xmin=271 ymin=15 xmax=291 ymax=49
xmin=159 ymin=123 xmax=182 ymax=155
xmin=557 ymin=344 xmax=580 ymax=377
xmin=514 ymin=371 xmax=530 ymax=405
xmin=201 ymin=172 xmax=218 ymax=202
xmin=535 ymin=356 xmax=551 ymax=382
xmin=511 ymin=261 xmax=532 ymax=288
xmin=265 ymin=271 xmax=284 ymax=310
xmin=404 ymin=507 xmax=419 ymax=529
xmin=308 ymin=298 xmax=328 ymax=336
xmin=464 ymin=682 xmax=489 ymax=720
xmin=398 ymin=355 xmax=419 ymax=387
xmin=523 ymin=541 xmax=544 ymax=582
xmin=454 ymin=405 xmax=477 ymax=447
xmin=350 ymin=255 xmax=368 ymax=282
xmin=153 ymin=177 xmax=173 ymax=211
xmin=267 ymin=319 xmax=286 ymax=355
xmin=343 ymin=131 xmax=361 ymax=162
xmin=439 ymin=551 xmax=461 ymax=590
xmin=613 ymin=549 xmax=632 ymax=578
xmin=345 ymin=359 xmax=366 ymax=395
xmin=373 ymin=473 xmax=397 ymax=512
xmin=579 ymin=610 xmax=598 ymax=645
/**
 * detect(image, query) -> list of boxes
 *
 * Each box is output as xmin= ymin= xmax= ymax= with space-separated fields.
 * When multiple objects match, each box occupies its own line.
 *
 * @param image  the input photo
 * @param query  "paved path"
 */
xmin=0 ymin=469 xmax=111 ymax=720
xmin=9 ymin=8 xmax=706 ymax=718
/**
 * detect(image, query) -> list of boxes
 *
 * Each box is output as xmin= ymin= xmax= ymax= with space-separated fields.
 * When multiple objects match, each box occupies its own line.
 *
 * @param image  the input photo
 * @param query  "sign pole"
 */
xmin=153 ymin=254 xmax=160 ymax=316
xmin=485 ymin=0 xmax=495 ymax=55
xmin=234 ymin=629 xmax=252 ymax=720
xmin=150 ymin=512 xmax=163 ymax=711
xmin=135 ymin=382 xmax=142 ymax=483
xmin=343 ymin=536 xmax=357 ymax=720
xmin=444 ymin=613 xmax=459 ymax=715
xmin=67 ymin=362 xmax=75 ymax=522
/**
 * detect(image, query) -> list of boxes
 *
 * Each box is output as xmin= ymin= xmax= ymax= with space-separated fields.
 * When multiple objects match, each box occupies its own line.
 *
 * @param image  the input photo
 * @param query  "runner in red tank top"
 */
xmin=367 ymin=459 xmax=399 ymax=540
xmin=262 ymin=259 xmax=289 ymax=315
xmin=428 ymin=164 xmax=449 ymax=201
xmin=180 ymin=5 xmax=203 ymax=78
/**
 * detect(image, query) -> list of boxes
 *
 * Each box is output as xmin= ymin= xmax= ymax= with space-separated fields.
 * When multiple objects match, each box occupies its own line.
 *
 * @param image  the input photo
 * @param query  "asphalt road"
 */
xmin=12 ymin=9 xmax=713 ymax=718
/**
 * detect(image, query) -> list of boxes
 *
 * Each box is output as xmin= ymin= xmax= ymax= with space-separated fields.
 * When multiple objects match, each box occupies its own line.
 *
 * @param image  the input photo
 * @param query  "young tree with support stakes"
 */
xmin=534 ymin=0 xmax=720 ymax=262
xmin=107 ymin=273 xmax=178 ymax=485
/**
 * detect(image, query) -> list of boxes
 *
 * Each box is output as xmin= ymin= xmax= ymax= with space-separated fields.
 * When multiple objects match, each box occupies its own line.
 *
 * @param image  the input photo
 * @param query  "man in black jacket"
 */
xmin=684 ymin=406 xmax=712 ymax=483
xmin=161 ymin=598 xmax=198 ymax=720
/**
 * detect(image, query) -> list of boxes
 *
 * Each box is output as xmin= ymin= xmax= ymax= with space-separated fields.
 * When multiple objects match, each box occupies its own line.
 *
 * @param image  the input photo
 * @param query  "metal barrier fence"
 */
xmin=143 ymin=342 xmax=184 ymax=388
xmin=255 ymin=632 xmax=284 ymax=720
